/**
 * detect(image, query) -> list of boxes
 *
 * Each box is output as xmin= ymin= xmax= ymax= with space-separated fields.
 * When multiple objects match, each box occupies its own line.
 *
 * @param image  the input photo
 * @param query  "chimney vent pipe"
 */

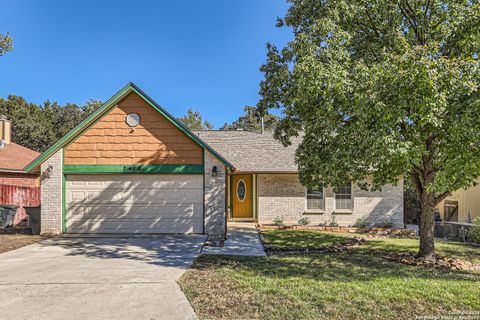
xmin=0 ymin=116 xmax=11 ymax=145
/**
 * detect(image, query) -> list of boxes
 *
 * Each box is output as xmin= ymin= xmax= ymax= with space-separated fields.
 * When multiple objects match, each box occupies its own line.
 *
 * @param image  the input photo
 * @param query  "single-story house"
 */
xmin=196 ymin=130 xmax=403 ymax=228
xmin=24 ymin=83 xmax=404 ymax=236
xmin=0 ymin=116 xmax=41 ymax=225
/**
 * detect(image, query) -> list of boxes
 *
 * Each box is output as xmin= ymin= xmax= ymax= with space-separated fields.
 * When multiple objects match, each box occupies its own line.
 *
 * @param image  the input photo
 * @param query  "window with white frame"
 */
xmin=307 ymin=187 xmax=324 ymax=211
xmin=334 ymin=182 xmax=352 ymax=210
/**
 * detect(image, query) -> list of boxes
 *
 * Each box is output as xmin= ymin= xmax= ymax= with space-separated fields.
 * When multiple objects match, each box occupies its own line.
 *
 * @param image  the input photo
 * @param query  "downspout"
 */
xmin=225 ymin=166 xmax=236 ymax=240
xmin=225 ymin=168 xmax=229 ymax=240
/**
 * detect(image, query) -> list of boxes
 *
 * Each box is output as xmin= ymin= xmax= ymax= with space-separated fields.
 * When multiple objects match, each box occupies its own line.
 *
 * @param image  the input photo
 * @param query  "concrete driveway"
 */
xmin=0 ymin=235 xmax=206 ymax=320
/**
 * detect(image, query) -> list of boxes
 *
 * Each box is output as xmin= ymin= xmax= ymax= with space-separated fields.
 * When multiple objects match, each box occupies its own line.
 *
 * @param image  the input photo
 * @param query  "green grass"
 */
xmin=179 ymin=230 xmax=480 ymax=320
xmin=261 ymin=230 xmax=480 ymax=263
xmin=261 ymin=229 xmax=357 ymax=249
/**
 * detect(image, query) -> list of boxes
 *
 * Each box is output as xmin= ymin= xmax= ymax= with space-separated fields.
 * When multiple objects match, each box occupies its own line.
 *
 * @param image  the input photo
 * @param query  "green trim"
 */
xmin=24 ymin=84 xmax=134 ymax=172
xmin=61 ymin=151 xmax=66 ymax=234
xmin=248 ymin=174 xmax=253 ymax=216
xmin=253 ymin=174 xmax=257 ymax=222
xmin=24 ymin=82 xmax=233 ymax=172
xmin=129 ymin=85 xmax=233 ymax=169
xmin=202 ymin=148 xmax=205 ymax=235
xmin=63 ymin=164 xmax=204 ymax=174
xmin=229 ymin=174 xmax=233 ymax=218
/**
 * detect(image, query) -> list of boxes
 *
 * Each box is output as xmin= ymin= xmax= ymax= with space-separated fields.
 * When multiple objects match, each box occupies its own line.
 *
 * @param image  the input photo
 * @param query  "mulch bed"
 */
xmin=259 ymin=234 xmax=368 ymax=255
xmin=384 ymin=252 xmax=480 ymax=271
xmin=257 ymin=224 xmax=417 ymax=237
xmin=259 ymin=230 xmax=480 ymax=271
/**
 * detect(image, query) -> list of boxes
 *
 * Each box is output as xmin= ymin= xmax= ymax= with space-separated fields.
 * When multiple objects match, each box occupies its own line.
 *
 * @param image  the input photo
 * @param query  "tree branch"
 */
xmin=365 ymin=11 xmax=382 ymax=39
xmin=411 ymin=171 xmax=424 ymax=198
xmin=398 ymin=2 xmax=422 ymax=44
xmin=434 ymin=190 xmax=451 ymax=205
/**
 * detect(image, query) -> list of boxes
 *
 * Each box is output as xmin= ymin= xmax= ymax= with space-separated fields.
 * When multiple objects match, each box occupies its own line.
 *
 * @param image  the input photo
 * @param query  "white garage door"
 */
xmin=65 ymin=174 xmax=203 ymax=234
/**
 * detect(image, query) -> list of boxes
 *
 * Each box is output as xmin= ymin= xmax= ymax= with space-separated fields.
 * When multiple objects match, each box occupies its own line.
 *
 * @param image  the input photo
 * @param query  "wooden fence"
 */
xmin=0 ymin=184 xmax=41 ymax=225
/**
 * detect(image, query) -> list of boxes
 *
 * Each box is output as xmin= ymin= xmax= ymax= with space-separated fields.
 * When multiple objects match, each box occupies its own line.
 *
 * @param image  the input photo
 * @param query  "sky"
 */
xmin=0 ymin=0 xmax=292 ymax=128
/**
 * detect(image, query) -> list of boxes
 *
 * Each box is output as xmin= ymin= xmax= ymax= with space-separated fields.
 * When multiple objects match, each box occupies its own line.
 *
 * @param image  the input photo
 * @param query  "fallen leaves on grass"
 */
xmin=0 ymin=234 xmax=48 ymax=253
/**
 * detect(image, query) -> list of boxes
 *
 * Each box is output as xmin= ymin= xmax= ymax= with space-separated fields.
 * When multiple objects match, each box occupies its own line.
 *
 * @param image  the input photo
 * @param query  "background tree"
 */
xmin=220 ymin=106 xmax=279 ymax=131
xmin=177 ymin=108 xmax=213 ymax=130
xmin=258 ymin=0 xmax=480 ymax=260
xmin=0 ymin=32 xmax=13 ymax=56
xmin=0 ymin=96 xmax=102 ymax=152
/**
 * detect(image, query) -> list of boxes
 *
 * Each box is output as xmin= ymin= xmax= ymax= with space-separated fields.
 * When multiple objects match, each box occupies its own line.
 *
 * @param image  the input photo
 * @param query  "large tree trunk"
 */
xmin=418 ymin=192 xmax=436 ymax=261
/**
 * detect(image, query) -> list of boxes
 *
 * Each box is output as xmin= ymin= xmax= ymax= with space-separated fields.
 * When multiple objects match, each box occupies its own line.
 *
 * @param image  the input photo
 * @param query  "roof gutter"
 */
xmin=0 ymin=168 xmax=35 ymax=174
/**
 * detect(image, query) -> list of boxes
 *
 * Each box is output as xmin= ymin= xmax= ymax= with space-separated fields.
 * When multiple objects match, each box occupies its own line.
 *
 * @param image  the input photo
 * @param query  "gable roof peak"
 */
xmin=24 ymin=83 xmax=233 ymax=172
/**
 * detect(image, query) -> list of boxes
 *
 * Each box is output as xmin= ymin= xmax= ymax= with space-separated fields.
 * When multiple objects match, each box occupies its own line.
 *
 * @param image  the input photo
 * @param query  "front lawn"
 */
xmin=262 ymin=229 xmax=480 ymax=263
xmin=179 ymin=230 xmax=480 ymax=320
xmin=261 ymin=229 xmax=357 ymax=249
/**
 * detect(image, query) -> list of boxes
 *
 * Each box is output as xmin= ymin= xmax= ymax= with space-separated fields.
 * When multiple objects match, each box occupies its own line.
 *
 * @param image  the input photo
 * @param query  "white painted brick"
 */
xmin=257 ymin=174 xmax=403 ymax=228
xmin=204 ymin=151 xmax=226 ymax=236
xmin=40 ymin=149 xmax=63 ymax=234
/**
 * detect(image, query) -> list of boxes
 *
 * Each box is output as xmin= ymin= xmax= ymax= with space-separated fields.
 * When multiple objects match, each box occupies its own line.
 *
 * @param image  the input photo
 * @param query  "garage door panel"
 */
xmin=66 ymin=174 xmax=204 ymax=234
xmin=68 ymin=188 xmax=203 ymax=201
xmin=81 ymin=220 xmax=201 ymax=234
xmin=86 ymin=190 xmax=124 ymax=202
xmin=66 ymin=204 xmax=203 ymax=219
xmin=133 ymin=189 xmax=202 ymax=203
xmin=67 ymin=175 xmax=202 ymax=188
xmin=68 ymin=190 xmax=202 ymax=205
xmin=67 ymin=218 xmax=203 ymax=234
xmin=69 ymin=191 xmax=86 ymax=202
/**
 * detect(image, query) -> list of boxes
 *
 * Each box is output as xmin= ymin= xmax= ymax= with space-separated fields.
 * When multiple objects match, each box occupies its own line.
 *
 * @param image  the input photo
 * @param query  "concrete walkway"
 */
xmin=0 ymin=235 xmax=206 ymax=320
xmin=202 ymin=223 xmax=266 ymax=257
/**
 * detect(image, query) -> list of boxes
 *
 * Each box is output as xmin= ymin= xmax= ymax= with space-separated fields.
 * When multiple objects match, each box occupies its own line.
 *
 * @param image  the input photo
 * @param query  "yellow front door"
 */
xmin=231 ymin=175 xmax=253 ymax=218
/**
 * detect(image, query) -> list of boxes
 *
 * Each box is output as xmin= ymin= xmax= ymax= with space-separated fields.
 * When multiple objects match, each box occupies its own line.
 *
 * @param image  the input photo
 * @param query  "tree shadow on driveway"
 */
xmin=40 ymin=235 xmax=207 ymax=269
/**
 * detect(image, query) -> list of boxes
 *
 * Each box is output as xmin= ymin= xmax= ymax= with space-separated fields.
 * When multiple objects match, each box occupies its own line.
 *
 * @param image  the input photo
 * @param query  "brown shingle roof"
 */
xmin=0 ymin=143 xmax=40 ymax=172
xmin=196 ymin=130 xmax=302 ymax=172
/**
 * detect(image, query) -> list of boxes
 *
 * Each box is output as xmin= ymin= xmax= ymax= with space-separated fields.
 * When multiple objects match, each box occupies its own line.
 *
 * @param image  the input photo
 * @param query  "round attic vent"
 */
xmin=126 ymin=113 xmax=140 ymax=127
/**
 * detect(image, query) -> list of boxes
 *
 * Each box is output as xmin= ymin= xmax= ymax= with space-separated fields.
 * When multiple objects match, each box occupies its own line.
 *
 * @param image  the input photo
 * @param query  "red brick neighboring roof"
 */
xmin=0 ymin=143 xmax=40 ymax=172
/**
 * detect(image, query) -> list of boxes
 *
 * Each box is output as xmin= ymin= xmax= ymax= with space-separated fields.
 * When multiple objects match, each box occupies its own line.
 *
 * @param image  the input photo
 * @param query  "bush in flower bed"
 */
xmin=469 ymin=217 xmax=480 ymax=244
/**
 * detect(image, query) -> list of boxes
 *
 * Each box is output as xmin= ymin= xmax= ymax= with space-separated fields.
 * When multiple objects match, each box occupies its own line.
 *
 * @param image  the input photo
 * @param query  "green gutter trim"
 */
xmin=24 ymin=84 xmax=134 ymax=172
xmin=61 ymin=150 xmax=66 ymax=233
xmin=201 ymin=148 xmax=205 ymax=235
xmin=62 ymin=174 xmax=66 ymax=233
xmin=129 ymin=85 xmax=233 ymax=169
xmin=63 ymin=164 xmax=204 ymax=174
xmin=229 ymin=174 xmax=233 ymax=218
xmin=24 ymin=82 xmax=233 ymax=172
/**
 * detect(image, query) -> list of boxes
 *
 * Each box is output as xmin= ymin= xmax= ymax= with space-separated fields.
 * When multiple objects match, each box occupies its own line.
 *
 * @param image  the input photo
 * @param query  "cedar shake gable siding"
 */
xmin=64 ymin=92 xmax=202 ymax=165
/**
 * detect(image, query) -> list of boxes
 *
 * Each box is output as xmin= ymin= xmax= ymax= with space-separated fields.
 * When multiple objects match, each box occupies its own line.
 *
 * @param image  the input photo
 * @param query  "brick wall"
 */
xmin=257 ymin=174 xmax=404 ymax=228
xmin=204 ymin=151 xmax=226 ymax=237
xmin=40 ymin=149 xmax=63 ymax=234
xmin=0 ymin=173 xmax=39 ymax=188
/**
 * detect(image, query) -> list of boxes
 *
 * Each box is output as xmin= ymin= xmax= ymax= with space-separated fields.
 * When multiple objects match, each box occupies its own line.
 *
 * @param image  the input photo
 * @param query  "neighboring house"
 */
xmin=437 ymin=186 xmax=480 ymax=223
xmin=0 ymin=117 xmax=41 ymax=225
xmin=24 ymin=83 xmax=404 ymax=236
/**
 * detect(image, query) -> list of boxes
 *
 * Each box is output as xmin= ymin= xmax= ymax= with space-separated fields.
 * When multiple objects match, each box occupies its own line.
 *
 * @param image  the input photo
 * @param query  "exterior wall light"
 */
xmin=44 ymin=165 xmax=53 ymax=178
xmin=211 ymin=166 xmax=218 ymax=177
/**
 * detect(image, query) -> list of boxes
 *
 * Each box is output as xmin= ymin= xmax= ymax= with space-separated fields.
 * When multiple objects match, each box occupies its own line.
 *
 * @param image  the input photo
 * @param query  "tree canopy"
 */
xmin=177 ymin=108 xmax=213 ymax=131
xmin=258 ymin=0 xmax=480 ymax=259
xmin=0 ymin=96 xmax=101 ymax=152
xmin=0 ymin=32 xmax=13 ymax=56
xmin=220 ymin=106 xmax=279 ymax=131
